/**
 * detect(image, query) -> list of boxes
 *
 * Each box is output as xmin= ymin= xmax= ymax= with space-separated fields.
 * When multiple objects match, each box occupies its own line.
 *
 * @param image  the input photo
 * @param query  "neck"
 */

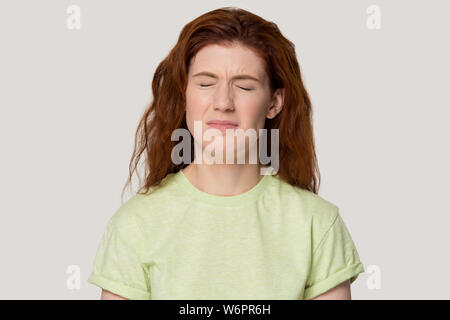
xmin=182 ymin=163 xmax=265 ymax=197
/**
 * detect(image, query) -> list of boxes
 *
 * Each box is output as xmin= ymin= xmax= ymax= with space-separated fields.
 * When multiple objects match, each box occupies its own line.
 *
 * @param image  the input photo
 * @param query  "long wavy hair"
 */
xmin=121 ymin=6 xmax=320 ymax=202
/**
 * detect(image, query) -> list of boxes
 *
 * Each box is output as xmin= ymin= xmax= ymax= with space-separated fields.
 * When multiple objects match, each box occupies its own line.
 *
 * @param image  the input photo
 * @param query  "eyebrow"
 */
xmin=192 ymin=71 xmax=261 ymax=82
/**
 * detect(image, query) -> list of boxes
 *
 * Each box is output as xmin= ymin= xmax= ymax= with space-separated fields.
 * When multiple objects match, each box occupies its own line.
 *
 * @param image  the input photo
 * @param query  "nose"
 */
xmin=213 ymin=83 xmax=235 ymax=112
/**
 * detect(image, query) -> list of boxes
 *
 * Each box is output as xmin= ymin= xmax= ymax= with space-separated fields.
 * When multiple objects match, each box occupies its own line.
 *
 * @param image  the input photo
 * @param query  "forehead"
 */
xmin=188 ymin=43 xmax=267 ymax=80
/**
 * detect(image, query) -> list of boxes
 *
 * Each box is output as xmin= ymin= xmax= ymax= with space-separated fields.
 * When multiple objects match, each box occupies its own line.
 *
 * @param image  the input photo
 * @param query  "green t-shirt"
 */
xmin=87 ymin=169 xmax=365 ymax=300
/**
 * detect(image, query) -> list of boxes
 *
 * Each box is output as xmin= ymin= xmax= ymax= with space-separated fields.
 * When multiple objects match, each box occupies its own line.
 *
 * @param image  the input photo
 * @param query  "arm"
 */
xmin=101 ymin=289 xmax=129 ymax=300
xmin=309 ymin=279 xmax=351 ymax=300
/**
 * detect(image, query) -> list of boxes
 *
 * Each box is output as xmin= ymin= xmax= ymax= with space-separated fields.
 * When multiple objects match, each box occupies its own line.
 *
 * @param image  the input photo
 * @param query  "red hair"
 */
xmin=122 ymin=6 xmax=320 ymax=201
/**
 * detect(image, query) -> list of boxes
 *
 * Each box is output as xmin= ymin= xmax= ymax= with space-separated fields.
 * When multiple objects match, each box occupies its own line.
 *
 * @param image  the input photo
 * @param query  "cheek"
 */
xmin=186 ymin=88 xmax=207 ymax=125
xmin=185 ymin=87 xmax=212 ymax=144
xmin=238 ymin=101 xmax=268 ymax=131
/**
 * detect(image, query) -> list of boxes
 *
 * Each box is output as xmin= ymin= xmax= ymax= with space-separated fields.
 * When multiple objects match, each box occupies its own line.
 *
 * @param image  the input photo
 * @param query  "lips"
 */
xmin=207 ymin=120 xmax=238 ymax=126
xmin=206 ymin=120 xmax=238 ymax=132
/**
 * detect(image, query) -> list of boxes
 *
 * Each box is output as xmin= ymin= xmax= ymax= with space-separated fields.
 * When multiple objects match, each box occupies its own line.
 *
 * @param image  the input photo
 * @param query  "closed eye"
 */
xmin=199 ymin=84 xmax=253 ymax=91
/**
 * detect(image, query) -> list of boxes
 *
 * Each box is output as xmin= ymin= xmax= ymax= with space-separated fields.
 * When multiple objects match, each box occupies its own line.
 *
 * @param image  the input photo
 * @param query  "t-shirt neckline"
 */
xmin=174 ymin=168 xmax=272 ymax=207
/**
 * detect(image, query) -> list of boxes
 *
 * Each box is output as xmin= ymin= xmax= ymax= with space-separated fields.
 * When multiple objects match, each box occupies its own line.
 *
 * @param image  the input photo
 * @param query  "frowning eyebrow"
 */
xmin=192 ymin=71 xmax=260 ymax=82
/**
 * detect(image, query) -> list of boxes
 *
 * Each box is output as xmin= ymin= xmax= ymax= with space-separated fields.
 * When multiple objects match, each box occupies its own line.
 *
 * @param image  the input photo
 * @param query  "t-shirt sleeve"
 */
xmin=303 ymin=211 xmax=365 ymax=300
xmin=87 ymin=201 xmax=151 ymax=300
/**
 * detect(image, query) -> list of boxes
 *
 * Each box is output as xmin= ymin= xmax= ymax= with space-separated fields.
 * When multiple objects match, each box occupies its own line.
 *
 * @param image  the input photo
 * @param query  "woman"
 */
xmin=88 ymin=6 xmax=365 ymax=300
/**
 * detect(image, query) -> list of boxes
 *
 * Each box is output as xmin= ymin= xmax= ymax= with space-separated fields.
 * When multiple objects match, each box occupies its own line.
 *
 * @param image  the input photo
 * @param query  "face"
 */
xmin=185 ymin=42 xmax=284 ymax=164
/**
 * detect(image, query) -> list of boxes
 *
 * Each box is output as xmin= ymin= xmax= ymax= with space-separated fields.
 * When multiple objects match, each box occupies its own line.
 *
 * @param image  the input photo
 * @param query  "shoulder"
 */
xmin=110 ymin=172 xmax=181 ymax=226
xmin=106 ymin=195 xmax=145 ymax=236
xmin=271 ymin=174 xmax=340 ymax=237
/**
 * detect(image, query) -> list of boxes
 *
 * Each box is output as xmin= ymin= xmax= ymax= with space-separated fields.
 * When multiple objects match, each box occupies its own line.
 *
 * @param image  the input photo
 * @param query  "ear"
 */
xmin=266 ymin=88 xmax=285 ymax=119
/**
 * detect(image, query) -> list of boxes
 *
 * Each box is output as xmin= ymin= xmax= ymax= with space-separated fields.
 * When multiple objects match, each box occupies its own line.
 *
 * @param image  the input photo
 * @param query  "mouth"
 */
xmin=207 ymin=123 xmax=238 ymax=130
xmin=206 ymin=120 xmax=238 ymax=131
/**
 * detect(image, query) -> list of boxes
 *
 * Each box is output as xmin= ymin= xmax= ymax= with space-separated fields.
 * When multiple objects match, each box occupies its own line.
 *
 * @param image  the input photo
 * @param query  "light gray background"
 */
xmin=0 ymin=0 xmax=448 ymax=299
